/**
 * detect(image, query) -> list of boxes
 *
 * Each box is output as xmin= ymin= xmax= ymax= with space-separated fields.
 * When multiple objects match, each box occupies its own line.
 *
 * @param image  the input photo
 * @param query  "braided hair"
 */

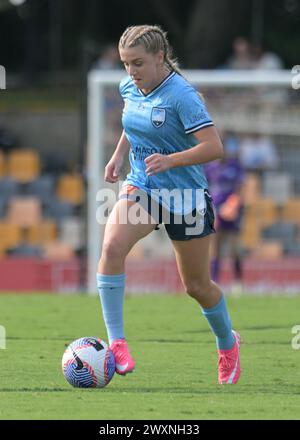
xmin=119 ymin=24 xmax=181 ymax=75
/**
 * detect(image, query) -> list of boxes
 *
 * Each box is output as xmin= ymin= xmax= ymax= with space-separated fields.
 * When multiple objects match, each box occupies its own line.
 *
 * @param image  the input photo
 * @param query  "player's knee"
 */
xmin=101 ymin=239 xmax=126 ymax=264
xmin=184 ymin=279 xmax=211 ymax=300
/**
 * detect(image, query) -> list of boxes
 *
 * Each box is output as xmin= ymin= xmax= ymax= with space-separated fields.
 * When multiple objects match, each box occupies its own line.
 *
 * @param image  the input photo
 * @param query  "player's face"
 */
xmin=119 ymin=45 xmax=165 ymax=93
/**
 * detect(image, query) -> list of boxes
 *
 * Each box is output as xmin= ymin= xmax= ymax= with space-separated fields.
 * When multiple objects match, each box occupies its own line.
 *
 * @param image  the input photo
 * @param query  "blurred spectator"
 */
xmin=251 ymin=43 xmax=286 ymax=105
xmin=92 ymin=44 xmax=121 ymax=70
xmin=205 ymin=132 xmax=245 ymax=291
xmin=239 ymin=133 xmax=279 ymax=173
xmin=252 ymin=43 xmax=284 ymax=70
xmin=223 ymin=38 xmax=283 ymax=71
xmin=224 ymin=37 xmax=254 ymax=70
xmin=0 ymin=125 xmax=18 ymax=154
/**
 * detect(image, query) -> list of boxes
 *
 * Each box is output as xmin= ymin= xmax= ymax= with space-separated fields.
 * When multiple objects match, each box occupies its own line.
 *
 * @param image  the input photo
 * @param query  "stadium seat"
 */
xmin=0 ymin=197 xmax=6 ymax=218
xmin=241 ymin=173 xmax=261 ymax=206
xmin=0 ymin=178 xmax=18 ymax=200
xmin=7 ymin=149 xmax=41 ymax=183
xmin=245 ymin=197 xmax=278 ymax=227
xmin=44 ymin=198 xmax=75 ymax=222
xmin=56 ymin=173 xmax=84 ymax=206
xmin=262 ymin=221 xmax=297 ymax=241
xmin=250 ymin=241 xmax=283 ymax=259
xmin=6 ymin=197 xmax=42 ymax=227
xmin=26 ymin=221 xmax=57 ymax=245
xmin=59 ymin=217 xmax=84 ymax=250
xmin=24 ymin=175 xmax=55 ymax=205
xmin=282 ymin=198 xmax=300 ymax=225
xmin=262 ymin=221 xmax=298 ymax=254
xmin=43 ymin=241 xmax=75 ymax=261
xmin=240 ymin=214 xmax=260 ymax=249
xmin=262 ymin=172 xmax=292 ymax=204
xmin=293 ymin=175 xmax=300 ymax=195
xmin=257 ymin=198 xmax=279 ymax=227
xmin=7 ymin=243 xmax=43 ymax=258
xmin=0 ymin=222 xmax=23 ymax=254
xmin=283 ymin=241 xmax=300 ymax=256
xmin=0 ymin=150 xmax=7 ymax=178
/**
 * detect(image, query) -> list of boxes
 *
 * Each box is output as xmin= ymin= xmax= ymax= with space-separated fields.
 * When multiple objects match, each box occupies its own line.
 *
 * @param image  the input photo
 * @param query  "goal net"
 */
xmin=87 ymin=69 xmax=300 ymax=295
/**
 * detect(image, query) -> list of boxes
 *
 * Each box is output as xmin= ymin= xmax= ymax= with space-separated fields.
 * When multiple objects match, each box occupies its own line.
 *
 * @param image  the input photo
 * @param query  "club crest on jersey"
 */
xmin=151 ymin=107 xmax=166 ymax=128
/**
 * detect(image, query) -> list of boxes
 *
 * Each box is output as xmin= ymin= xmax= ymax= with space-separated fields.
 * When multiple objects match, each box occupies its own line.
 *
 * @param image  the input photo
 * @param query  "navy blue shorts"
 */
xmin=119 ymin=185 xmax=215 ymax=241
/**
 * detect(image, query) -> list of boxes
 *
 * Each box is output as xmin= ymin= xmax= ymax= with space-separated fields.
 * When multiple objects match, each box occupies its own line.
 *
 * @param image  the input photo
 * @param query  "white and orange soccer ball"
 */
xmin=62 ymin=337 xmax=115 ymax=388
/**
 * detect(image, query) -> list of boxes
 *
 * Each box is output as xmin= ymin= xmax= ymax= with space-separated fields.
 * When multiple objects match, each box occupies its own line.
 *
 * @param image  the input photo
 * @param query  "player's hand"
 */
xmin=144 ymin=154 xmax=173 ymax=176
xmin=104 ymin=155 xmax=124 ymax=183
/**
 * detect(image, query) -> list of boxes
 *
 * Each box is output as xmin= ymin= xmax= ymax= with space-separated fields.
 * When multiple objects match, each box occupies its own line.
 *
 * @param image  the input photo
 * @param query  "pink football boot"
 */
xmin=218 ymin=330 xmax=241 ymax=384
xmin=110 ymin=339 xmax=135 ymax=375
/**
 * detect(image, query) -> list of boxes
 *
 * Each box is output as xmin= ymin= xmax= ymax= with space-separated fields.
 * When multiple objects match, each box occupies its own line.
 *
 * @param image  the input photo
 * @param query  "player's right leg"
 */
xmin=97 ymin=198 xmax=157 ymax=375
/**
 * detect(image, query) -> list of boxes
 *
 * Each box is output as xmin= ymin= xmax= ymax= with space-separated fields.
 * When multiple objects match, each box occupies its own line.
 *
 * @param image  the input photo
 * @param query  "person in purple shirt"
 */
xmin=205 ymin=132 xmax=245 ymax=286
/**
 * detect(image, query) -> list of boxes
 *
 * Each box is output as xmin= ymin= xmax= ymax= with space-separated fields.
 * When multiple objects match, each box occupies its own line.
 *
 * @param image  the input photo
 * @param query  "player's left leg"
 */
xmin=171 ymin=235 xmax=241 ymax=384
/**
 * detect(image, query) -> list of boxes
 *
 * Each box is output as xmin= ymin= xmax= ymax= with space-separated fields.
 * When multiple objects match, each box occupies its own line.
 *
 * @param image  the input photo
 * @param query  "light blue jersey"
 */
xmin=120 ymin=71 xmax=214 ymax=214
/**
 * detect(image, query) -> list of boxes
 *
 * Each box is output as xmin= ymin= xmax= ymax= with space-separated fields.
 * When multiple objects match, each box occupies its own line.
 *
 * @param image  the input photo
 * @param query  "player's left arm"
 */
xmin=144 ymin=126 xmax=224 ymax=176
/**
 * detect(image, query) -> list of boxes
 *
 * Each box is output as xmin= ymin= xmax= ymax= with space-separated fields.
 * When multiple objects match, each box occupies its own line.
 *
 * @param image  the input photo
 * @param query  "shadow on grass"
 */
xmin=5 ymin=335 xmax=292 ymax=346
xmin=1 ymin=384 xmax=300 ymax=396
xmin=6 ymin=337 xmax=81 ymax=343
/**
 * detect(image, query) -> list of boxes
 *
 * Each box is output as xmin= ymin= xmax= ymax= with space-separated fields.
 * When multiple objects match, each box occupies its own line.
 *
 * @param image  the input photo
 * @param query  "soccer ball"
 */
xmin=62 ymin=337 xmax=115 ymax=388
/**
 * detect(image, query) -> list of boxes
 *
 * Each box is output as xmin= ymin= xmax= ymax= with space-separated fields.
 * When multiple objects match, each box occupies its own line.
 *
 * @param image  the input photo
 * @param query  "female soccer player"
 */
xmin=97 ymin=25 xmax=241 ymax=384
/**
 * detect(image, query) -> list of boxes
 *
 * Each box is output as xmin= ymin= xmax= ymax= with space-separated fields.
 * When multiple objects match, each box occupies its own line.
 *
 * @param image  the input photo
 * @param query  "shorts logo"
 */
xmin=151 ymin=107 xmax=166 ymax=128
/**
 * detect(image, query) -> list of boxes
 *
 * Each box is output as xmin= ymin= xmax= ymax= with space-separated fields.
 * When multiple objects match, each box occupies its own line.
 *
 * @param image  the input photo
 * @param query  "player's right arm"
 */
xmin=104 ymin=130 xmax=130 ymax=183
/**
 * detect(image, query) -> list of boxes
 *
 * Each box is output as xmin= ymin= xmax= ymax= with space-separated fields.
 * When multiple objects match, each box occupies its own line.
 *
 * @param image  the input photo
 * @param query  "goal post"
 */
xmin=87 ymin=69 xmax=297 ymax=295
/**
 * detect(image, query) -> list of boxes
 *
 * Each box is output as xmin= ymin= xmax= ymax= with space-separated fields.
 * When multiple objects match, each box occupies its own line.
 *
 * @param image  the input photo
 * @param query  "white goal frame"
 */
xmin=87 ymin=69 xmax=293 ymax=295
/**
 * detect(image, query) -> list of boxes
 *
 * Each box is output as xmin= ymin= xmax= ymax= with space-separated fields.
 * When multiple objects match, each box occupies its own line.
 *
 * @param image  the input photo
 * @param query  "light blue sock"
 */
xmin=97 ymin=273 xmax=126 ymax=345
xmin=201 ymin=294 xmax=235 ymax=350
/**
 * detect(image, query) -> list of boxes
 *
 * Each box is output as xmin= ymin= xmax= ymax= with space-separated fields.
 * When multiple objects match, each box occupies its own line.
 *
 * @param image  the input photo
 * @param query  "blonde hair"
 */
xmin=119 ymin=24 xmax=181 ymax=75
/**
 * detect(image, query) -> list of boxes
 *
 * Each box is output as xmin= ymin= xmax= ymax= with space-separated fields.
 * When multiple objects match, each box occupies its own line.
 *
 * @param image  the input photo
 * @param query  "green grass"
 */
xmin=0 ymin=293 xmax=300 ymax=420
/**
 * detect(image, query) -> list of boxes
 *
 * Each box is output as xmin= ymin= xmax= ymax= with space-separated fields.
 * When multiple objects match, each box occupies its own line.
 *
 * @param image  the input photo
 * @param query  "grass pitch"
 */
xmin=0 ymin=293 xmax=300 ymax=420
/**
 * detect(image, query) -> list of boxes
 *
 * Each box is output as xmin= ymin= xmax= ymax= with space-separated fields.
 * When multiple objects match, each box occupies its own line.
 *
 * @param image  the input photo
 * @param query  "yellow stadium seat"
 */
xmin=57 ymin=174 xmax=84 ymax=206
xmin=0 ymin=222 xmax=23 ymax=253
xmin=240 ymin=214 xmax=260 ymax=249
xmin=0 ymin=150 xmax=7 ymax=177
xmin=7 ymin=149 xmax=41 ymax=183
xmin=26 ymin=221 xmax=57 ymax=245
xmin=282 ymin=198 xmax=300 ymax=225
xmin=7 ymin=197 xmax=42 ymax=227
xmin=257 ymin=198 xmax=278 ymax=227
xmin=241 ymin=173 xmax=261 ymax=206
xmin=246 ymin=198 xmax=278 ymax=227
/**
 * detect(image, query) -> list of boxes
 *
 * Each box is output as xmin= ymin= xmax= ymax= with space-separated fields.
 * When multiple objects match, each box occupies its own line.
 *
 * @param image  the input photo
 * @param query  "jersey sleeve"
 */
xmin=119 ymin=75 xmax=132 ymax=99
xmin=176 ymin=88 xmax=214 ymax=134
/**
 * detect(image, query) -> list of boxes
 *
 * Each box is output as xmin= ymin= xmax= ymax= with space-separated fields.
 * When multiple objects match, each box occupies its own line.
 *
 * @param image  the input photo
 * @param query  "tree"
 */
xmin=152 ymin=0 xmax=251 ymax=68
xmin=0 ymin=0 xmax=12 ymax=11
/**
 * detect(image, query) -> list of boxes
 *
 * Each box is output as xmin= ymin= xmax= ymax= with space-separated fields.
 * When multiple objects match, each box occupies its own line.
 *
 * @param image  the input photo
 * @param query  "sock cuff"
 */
xmin=201 ymin=294 xmax=225 ymax=315
xmin=96 ymin=272 xmax=126 ymax=289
